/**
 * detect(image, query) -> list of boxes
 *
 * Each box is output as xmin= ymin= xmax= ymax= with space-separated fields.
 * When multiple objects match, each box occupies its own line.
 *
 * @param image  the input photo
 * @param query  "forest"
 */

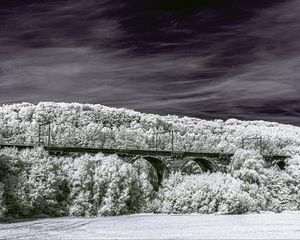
xmin=1 ymin=102 xmax=300 ymax=218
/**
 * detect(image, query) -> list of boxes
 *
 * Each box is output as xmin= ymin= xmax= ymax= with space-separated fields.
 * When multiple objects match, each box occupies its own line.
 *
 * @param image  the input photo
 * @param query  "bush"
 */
xmin=67 ymin=154 xmax=149 ymax=217
xmin=263 ymin=156 xmax=300 ymax=212
xmin=155 ymin=172 xmax=253 ymax=214
xmin=230 ymin=149 xmax=266 ymax=184
xmin=0 ymin=148 xmax=70 ymax=217
xmin=1 ymin=146 xmax=300 ymax=217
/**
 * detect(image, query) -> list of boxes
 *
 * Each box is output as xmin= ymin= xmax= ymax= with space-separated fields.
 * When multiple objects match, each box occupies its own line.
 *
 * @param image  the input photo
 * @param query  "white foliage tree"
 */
xmin=1 ymin=102 xmax=300 ymax=217
xmin=156 ymin=172 xmax=253 ymax=214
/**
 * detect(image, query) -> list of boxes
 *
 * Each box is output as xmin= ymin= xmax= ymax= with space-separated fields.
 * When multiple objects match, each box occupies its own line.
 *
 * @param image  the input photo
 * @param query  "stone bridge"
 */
xmin=0 ymin=143 xmax=288 ymax=190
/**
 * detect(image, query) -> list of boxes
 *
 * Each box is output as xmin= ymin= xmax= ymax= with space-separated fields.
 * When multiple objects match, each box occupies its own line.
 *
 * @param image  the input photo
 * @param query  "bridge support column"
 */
xmin=168 ymin=158 xmax=184 ymax=173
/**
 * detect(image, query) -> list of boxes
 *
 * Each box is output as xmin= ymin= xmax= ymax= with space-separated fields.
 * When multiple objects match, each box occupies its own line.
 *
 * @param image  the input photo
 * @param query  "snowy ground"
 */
xmin=1 ymin=212 xmax=300 ymax=239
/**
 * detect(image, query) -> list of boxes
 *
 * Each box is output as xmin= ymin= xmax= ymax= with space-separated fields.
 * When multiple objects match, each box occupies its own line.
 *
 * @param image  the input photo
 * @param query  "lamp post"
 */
xmin=38 ymin=121 xmax=51 ymax=146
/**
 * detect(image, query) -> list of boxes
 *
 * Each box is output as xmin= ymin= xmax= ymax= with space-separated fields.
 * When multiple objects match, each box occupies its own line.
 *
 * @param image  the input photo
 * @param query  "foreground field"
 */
xmin=1 ymin=212 xmax=300 ymax=239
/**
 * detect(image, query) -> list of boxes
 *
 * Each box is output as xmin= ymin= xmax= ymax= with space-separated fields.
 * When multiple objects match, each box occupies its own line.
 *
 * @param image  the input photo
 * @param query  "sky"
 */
xmin=0 ymin=0 xmax=300 ymax=125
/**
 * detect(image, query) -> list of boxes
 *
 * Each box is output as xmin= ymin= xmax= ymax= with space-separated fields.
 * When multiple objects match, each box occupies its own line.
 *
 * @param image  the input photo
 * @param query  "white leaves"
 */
xmin=1 ymin=101 xmax=300 ymax=155
xmin=156 ymin=173 xmax=253 ymax=214
xmin=1 ymin=102 xmax=300 ymax=217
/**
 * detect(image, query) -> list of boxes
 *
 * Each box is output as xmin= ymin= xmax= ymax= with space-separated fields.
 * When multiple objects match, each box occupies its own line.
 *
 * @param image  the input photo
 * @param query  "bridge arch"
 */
xmin=129 ymin=155 xmax=172 ymax=190
xmin=180 ymin=158 xmax=218 ymax=174
xmin=275 ymin=160 xmax=286 ymax=170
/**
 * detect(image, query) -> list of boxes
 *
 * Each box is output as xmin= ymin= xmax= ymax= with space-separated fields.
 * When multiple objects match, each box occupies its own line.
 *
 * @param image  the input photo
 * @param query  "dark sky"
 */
xmin=0 ymin=0 xmax=300 ymax=125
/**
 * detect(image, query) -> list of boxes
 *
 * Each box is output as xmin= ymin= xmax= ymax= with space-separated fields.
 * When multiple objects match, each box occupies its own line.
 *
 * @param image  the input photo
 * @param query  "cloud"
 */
xmin=1 ymin=0 xmax=300 ymax=125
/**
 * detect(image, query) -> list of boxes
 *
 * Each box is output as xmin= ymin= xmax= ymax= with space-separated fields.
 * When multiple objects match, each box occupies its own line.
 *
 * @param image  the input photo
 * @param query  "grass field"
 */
xmin=1 ymin=212 xmax=300 ymax=239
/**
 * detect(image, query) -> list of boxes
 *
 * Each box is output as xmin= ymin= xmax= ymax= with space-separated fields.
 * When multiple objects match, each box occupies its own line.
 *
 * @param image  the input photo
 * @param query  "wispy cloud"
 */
xmin=0 ymin=0 xmax=299 ymax=124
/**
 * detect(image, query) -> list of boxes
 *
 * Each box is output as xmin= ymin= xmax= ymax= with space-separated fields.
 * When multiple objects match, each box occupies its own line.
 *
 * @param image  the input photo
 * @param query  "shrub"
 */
xmin=156 ymin=172 xmax=253 ymax=214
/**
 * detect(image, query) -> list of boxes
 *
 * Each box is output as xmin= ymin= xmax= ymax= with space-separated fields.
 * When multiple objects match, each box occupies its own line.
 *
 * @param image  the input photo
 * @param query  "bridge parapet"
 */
xmin=171 ymin=152 xmax=184 ymax=159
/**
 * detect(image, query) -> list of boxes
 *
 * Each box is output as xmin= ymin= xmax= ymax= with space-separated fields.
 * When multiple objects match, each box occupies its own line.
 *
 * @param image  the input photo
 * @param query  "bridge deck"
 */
xmin=0 ymin=143 xmax=288 ymax=161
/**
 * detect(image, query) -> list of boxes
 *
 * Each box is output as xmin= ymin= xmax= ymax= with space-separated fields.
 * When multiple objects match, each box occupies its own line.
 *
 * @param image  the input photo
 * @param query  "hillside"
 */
xmin=1 ymin=102 xmax=300 ymax=219
xmin=1 ymin=102 xmax=300 ymax=155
